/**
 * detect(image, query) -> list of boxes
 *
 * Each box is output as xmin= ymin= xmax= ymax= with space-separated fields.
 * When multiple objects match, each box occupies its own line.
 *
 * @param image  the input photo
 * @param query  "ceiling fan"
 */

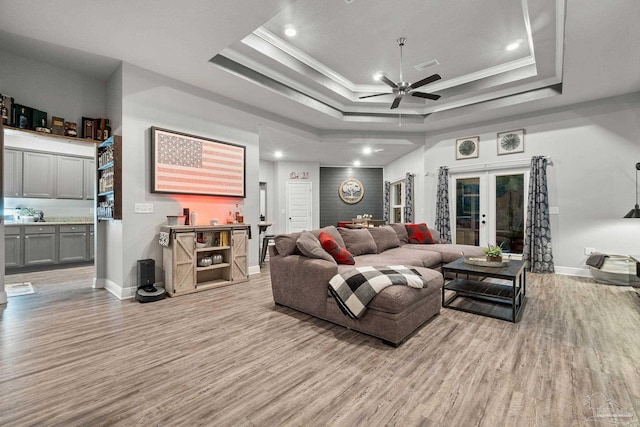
xmin=359 ymin=37 xmax=441 ymax=109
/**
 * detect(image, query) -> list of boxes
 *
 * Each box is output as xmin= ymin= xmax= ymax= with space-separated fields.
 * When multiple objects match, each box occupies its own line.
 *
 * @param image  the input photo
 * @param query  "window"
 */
xmin=391 ymin=180 xmax=405 ymax=223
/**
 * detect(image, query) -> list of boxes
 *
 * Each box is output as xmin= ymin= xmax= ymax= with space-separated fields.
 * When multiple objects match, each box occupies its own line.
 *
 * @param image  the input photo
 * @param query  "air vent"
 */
xmin=414 ymin=59 xmax=440 ymax=71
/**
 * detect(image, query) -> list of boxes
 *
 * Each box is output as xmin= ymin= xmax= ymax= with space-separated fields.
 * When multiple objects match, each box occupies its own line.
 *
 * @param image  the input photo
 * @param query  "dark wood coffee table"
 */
xmin=441 ymin=257 xmax=526 ymax=322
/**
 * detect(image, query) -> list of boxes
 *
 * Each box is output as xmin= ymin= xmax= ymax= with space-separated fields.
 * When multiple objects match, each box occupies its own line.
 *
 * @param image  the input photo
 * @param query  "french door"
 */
xmin=450 ymin=168 xmax=529 ymax=255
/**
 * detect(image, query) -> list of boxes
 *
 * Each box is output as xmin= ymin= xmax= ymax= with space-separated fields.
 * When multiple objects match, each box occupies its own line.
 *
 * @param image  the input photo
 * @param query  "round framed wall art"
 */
xmin=339 ymin=178 xmax=364 ymax=204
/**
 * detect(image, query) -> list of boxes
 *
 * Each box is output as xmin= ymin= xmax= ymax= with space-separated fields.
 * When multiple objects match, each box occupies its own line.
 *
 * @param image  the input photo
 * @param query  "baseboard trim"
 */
xmin=249 ymin=265 xmax=261 ymax=276
xmin=99 ymin=278 xmax=136 ymax=300
xmin=554 ymin=266 xmax=591 ymax=277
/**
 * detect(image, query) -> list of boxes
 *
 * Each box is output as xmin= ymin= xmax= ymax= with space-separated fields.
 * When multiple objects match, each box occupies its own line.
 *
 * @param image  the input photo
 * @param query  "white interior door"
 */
xmin=450 ymin=168 xmax=528 ymax=254
xmin=286 ymin=181 xmax=312 ymax=233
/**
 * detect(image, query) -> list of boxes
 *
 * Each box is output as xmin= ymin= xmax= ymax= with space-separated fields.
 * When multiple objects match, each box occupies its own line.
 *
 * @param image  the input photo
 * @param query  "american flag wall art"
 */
xmin=151 ymin=127 xmax=245 ymax=197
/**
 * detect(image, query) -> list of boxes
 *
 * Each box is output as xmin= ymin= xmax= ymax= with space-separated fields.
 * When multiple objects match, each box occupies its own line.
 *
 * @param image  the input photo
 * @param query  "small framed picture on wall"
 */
xmin=497 ymin=129 xmax=525 ymax=155
xmin=455 ymin=136 xmax=479 ymax=160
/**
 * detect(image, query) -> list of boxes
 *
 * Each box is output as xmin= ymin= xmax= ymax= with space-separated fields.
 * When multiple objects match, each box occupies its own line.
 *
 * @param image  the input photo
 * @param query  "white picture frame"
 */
xmin=497 ymin=129 xmax=525 ymax=155
xmin=455 ymin=136 xmax=479 ymax=160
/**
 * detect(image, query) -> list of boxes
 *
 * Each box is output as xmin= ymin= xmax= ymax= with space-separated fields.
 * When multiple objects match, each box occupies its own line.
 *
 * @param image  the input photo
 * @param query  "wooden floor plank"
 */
xmin=1 ymin=266 xmax=640 ymax=426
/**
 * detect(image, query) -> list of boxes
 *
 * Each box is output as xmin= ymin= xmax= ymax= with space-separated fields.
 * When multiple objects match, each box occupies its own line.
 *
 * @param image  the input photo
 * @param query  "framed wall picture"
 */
xmin=455 ymin=136 xmax=479 ymax=160
xmin=151 ymin=127 xmax=246 ymax=197
xmin=339 ymin=178 xmax=364 ymax=204
xmin=497 ymin=129 xmax=525 ymax=155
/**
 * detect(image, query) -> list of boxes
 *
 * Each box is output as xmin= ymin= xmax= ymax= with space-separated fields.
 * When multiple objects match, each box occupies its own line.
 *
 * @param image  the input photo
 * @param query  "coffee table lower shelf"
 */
xmin=443 ymin=278 xmax=526 ymax=322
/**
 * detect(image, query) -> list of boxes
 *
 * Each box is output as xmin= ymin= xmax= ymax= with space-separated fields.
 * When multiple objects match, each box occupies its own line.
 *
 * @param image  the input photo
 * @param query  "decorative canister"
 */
xmin=198 ymin=256 xmax=213 ymax=267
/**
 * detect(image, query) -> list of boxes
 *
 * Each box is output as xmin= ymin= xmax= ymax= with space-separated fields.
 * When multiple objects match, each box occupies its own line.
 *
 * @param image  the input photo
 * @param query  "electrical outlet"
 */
xmin=584 ymin=247 xmax=596 ymax=255
xmin=135 ymin=203 xmax=154 ymax=214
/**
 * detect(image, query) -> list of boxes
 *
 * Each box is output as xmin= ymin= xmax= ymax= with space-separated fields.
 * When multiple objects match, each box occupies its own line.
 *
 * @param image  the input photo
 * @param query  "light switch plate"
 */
xmin=135 ymin=203 xmax=154 ymax=214
xmin=549 ymin=206 xmax=559 ymax=214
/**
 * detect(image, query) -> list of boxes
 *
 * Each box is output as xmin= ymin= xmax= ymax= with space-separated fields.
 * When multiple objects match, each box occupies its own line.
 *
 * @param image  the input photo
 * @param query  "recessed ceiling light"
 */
xmin=506 ymin=41 xmax=521 ymax=51
xmin=274 ymin=150 xmax=283 ymax=158
xmin=353 ymin=160 xmax=361 ymax=166
xmin=362 ymin=147 xmax=372 ymax=155
xmin=284 ymin=25 xmax=297 ymax=37
xmin=373 ymin=72 xmax=383 ymax=81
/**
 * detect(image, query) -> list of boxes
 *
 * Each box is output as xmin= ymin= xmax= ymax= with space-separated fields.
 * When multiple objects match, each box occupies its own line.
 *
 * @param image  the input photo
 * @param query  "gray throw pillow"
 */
xmin=296 ymin=231 xmax=336 ymax=264
xmin=390 ymin=223 xmax=409 ymax=244
xmin=368 ymin=225 xmax=401 ymax=253
xmin=337 ymin=227 xmax=377 ymax=256
xmin=274 ymin=232 xmax=302 ymax=256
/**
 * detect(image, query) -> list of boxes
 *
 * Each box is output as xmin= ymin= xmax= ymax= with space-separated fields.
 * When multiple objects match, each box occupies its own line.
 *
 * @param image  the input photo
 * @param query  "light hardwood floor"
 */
xmin=1 ymin=266 xmax=639 ymax=426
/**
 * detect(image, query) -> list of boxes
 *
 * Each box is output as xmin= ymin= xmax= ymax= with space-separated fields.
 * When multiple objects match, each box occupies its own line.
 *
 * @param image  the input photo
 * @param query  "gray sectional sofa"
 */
xmin=269 ymin=224 xmax=484 ymax=346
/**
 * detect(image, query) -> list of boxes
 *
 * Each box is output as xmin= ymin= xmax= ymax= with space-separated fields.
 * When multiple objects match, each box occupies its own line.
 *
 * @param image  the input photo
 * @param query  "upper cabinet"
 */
xmin=22 ymin=151 xmax=56 ymax=198
xmin=3 ymin=149 xmax=23 ymax=197
xmin=84 ymin=158 xmax=95 ymax=200
xmin=56 ymin=155 xmax=85 ymax=199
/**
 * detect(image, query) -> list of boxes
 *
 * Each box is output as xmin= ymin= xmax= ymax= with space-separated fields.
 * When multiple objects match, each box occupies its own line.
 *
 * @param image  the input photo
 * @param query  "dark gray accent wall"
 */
xmin=320 ymin=167 xmax=383 ymax=227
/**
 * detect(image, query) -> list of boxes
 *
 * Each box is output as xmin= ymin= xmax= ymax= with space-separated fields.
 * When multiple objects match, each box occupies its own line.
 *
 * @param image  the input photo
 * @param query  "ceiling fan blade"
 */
xmin=390 ymin=96 xmax=402 ymax=109
xmin=359 ymin=93 xmax=391 ymax=99
xmin=380 ymin=75 xmax=398 ymax=89
xmin=411 ymin=92 xmax=441 ymax=101
xmin=409 ymin=74 xmax=441 ymax=90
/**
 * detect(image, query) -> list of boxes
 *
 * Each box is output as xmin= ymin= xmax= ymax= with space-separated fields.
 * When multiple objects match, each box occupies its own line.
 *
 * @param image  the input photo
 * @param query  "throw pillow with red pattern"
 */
xmin=405 ymin=223 xmax=435 ymax=244
xmin=318 ymin=231 xmax=355 ymax=264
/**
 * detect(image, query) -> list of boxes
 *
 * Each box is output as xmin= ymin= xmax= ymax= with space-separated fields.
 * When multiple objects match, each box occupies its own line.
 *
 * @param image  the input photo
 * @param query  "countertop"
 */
xmin=5 ymin=221 xmax=93 ymax=226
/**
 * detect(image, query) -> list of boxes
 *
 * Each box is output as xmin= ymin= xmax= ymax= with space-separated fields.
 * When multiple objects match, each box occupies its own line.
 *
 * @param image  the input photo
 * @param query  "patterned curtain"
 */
xmin=523 ymin=156 xmax=555 ymax=273
xmin=404 ymin=173 xmax=414 ymax=223
xmin=435 ymin=167 xmax=452 ymax=243
xmin=383 ymin=181 xmax=391 ymax=223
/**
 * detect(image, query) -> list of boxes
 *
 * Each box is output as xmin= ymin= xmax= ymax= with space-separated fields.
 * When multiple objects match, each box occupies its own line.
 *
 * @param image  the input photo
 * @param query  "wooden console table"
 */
xmin=161 ymin=224 xmax=250 ymax=296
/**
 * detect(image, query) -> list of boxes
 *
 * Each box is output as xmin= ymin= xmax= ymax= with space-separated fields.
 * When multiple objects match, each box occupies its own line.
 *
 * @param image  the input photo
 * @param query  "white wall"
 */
xmin=383 ymin=145 xmax=426 ymax=222
xmin=0 ymin=49 xmax=107 ymax=128
xmin=114 ymin=63 xmax=267 ymax=296
xmin=385 ymin=93 xmax=640 ymax=274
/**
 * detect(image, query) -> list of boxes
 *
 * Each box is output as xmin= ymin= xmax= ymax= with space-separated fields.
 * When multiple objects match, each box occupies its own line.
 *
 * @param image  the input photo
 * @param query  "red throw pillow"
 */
xmin=318 ymin=231 xmax=355 ymax=265
xmin=405 ymin=223 xmax=435 ymax=244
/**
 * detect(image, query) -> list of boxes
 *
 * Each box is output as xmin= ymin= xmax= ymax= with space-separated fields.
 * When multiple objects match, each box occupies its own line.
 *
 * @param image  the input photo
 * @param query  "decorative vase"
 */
xmin=486 ymin=255 xmax=502 ymax=263
xmin=198 ymin=256 xmax=213 ymax=267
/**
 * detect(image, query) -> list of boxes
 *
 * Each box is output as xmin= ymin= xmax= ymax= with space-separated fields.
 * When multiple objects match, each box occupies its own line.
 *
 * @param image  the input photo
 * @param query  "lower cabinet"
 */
xmin=4 ymin=227 xmax=23 ymax=268
xmin=4 ymin=224 xmax=94 ymax=270
xmin=24 ymin=226 xmax=57 ymax=266
xmin=163 ymin=224 xmax=250 ymax=297
xmin=59 ymin=225 xmax=88 ymax=263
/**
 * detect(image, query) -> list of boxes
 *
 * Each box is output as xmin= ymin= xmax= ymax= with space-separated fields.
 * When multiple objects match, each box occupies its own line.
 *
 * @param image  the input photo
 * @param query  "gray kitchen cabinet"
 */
xmin=22 ymin=151 xmax=56 ymax=198
xmin=84 ymin=158 xmax=95 ymax=200
xmin=23 ymin=225 xmax=56 ymax=266
xmin=4 ymin=227 xmax=23 ymax=268
xmin=88 ymin=226 xmax=95 ymax=260
xmin=59 ymin=225 xmax=87 ymax=263
xmin=56 ymin=155 xmax=85 ymax=199
xmin=3 ymin=149 xmax=22 ymax=198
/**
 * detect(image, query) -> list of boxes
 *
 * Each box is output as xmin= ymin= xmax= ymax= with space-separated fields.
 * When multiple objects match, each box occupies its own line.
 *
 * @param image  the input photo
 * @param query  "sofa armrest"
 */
xmin=269 ymin=251 xmax=338 ymax=316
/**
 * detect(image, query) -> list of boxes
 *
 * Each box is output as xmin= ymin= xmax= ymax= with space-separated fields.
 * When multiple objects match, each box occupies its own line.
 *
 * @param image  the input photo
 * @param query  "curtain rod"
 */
xmin=425 ymin=156 xmax=552 ymax=175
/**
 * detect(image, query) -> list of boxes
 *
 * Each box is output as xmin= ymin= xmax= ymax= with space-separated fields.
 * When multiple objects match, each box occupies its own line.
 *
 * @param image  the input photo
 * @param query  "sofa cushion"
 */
xmin=274 ymin=232 xmax=302 ymax=256
xmin=367 ymin=225 xmax=401 ymax=253
xmin=310 ymin=225 xmax=346 ymax=249
xmin=347 ymin=246 xmax=442 ymax=269
xmin=429 ymin=228 xmax=447 ymax=244
xmin=296 ymin=231 xmax=336 ymax=264
xmin=410 ymin=243 xmax=485 ymax=263
xmin=390 ymin=223 xmax=409 ymax=244
xmin=405 ymin=223 xmax=435 ymax=244
xmin=319 ymin=232 xmax=355 ymax=265
xmin=337 ymin=227 xmax=377 ymax=256
xmin=368 ymin=267 xmax=444 ymax=314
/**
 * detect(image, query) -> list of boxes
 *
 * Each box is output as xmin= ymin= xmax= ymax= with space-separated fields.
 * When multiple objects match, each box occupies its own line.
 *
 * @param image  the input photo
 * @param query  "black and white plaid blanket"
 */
xmin=328 ymin=265 xmax=427 ymax=319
